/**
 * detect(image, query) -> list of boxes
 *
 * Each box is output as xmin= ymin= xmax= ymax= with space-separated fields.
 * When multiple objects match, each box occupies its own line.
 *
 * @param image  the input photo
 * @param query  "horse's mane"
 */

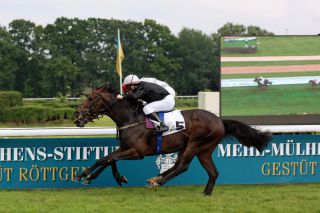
xmin=97 ymin=83 xmax=144 ymax=114
xmin=94 ymin=83 xmax=117 ymax=95
xmin=123 ymin=98 xmax=144 ymax=114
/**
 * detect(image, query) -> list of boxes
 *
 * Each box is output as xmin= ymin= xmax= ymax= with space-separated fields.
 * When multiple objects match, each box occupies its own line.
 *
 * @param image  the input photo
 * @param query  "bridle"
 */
xmin=78 ymin=91 xmax=118 ymax=123
xmin=77 ymin=90 xmax=146 ymax=131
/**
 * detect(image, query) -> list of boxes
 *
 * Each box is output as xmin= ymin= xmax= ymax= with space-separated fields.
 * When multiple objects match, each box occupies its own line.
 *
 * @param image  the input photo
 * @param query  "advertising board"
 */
xmin=0 ymin=135 xmax=319 ymax=189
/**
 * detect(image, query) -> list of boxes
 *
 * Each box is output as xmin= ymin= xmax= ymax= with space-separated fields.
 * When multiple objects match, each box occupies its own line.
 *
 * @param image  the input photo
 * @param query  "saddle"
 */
xmin=145 ymin=110 xmax=185 ymax=154
xmin=145 ymin=110 xmax=185 ymax=136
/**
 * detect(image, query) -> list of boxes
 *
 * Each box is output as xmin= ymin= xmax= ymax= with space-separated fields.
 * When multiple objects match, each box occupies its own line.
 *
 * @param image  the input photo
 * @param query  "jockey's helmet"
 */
xmin=122 ymin=74 xmax=140 ymax=92
xmin=123 ymin=74 xmax=140 ymax=85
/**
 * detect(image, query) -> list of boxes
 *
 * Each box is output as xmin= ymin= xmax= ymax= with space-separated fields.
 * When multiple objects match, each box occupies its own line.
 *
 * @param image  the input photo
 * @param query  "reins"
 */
xmin=91 ymin=92 xmax=146 ymax=131
xmin=117 ymin=121 xmax=146 ymax=131
xmin=79 ymin=90 xmax=147 ymax=140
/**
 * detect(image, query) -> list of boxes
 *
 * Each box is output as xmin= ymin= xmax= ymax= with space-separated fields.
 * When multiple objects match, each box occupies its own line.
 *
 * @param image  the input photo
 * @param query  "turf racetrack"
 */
xmin=222 ymin=71 xmax=320 ymax=79
xmin=221 ymin=36 xmax=320 ymax=57
xmin=0 ymin=184 xmax=319 ymax=212
xmin=222 ymin=60 xmax=320 ymax=67
xmin=221 ymin=84 xmax=320 ymax=116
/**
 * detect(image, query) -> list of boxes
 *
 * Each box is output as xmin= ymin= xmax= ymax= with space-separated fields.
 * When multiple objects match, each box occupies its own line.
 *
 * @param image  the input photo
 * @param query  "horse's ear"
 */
xmin=104 ymin=82 xmax=117 ymax=94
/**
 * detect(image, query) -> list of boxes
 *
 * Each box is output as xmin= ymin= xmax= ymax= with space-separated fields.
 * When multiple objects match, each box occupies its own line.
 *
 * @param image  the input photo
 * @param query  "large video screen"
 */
xmin=220 ymin=36 xmax=320 ymax=125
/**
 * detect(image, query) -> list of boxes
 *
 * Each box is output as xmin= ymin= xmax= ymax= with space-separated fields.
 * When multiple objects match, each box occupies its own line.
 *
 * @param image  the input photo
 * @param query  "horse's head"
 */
xmin=74 ymin=84 xmax=117 ymax=127
xmin=253 ymin=77 xmax=259 ymax=82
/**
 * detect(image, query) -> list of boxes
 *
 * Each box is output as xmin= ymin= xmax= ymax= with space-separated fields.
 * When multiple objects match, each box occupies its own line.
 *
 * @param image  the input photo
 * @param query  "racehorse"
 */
xmin=308 ymin=80 xmax=319 ymax=87
xmin=254 ymin=77 xmax=272 ymax=88
xmin=74 ymin=84 xmax=272 ymax=196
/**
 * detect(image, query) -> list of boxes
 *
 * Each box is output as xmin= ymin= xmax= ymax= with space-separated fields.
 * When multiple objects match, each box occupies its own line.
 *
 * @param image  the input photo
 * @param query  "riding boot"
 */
xmin=148 ymin=112 xmax=169 ymax=133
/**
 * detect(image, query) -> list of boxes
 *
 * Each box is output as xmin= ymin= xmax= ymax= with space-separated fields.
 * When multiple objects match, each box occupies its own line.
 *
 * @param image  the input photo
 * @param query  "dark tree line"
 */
xmin=0 ymin=19 xmax=273 ymax=97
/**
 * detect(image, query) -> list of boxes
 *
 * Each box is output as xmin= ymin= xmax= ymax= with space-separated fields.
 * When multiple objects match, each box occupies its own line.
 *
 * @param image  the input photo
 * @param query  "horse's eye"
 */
xmin=88 ymin=97 xmax=93 ymax=101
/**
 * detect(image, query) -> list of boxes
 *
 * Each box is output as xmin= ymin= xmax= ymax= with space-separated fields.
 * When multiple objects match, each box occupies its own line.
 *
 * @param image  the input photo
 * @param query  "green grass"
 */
xmin=223 ymin=40 xmax=257 ymax=48
xmin=0 ymin=184 xmax=319 ymax=213
xmin=221 ymin=36 xmax=320 ymax=56
xmin=222 ymin=71 xmax=320 ymax=79
xmin=222 ymin=60 xmax=320 ymax=67
xmin=221 ymin=84 xmax=320 ymax=116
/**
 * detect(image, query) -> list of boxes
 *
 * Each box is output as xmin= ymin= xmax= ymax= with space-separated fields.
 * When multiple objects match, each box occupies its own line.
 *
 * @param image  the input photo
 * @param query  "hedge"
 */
xmin=23 ymin=100 xmax=81 ymax=109
xmin=0 ymin=91 xmax=23 ymax=110
xmin=0 ymin=106 xmax=75 ymax=123
xmin=175 ymin=98 xmax=197 ymax=108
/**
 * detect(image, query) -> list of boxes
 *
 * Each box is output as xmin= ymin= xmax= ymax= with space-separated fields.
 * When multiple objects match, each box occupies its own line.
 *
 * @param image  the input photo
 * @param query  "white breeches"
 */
xmin=143 ymin=95 xmax=175 ymax=115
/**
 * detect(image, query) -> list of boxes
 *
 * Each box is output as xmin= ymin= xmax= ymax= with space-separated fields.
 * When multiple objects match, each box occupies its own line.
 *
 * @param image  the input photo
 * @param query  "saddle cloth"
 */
xmin=145 ymin=110 xmax=186 ymax=136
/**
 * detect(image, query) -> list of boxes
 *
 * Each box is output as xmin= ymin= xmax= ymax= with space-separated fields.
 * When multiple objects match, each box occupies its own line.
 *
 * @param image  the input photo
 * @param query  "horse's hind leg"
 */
xmin=197 ymin=148 xmax=219 ymax=196
xmin=147 ymin=150 xmax=184 ymax=185
xmin=156 ymin=146 xmax=197 ymax=187
xmin=160 ymin=151 xmax=183 ymax=177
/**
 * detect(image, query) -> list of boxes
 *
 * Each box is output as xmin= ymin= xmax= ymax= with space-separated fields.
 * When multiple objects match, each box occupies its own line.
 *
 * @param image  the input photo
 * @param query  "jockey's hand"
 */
xmin=138 ymin=99 xmax=147 ymax=105
xmin=117 ymin=94 xmax=123 ymax=100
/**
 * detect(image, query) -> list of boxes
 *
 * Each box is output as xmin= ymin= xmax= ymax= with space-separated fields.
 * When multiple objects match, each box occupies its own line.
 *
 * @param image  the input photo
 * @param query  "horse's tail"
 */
xmin=222 ymin=119 xmax=272 ymax=152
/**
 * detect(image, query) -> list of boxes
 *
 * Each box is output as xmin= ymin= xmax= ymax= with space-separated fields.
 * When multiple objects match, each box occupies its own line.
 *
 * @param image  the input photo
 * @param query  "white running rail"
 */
xmin=1 ymin=125 xmax=320 ymax=137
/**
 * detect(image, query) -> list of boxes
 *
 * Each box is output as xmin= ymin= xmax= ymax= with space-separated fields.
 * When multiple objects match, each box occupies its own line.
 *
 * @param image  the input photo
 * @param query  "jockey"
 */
xmin=258 ymin=76 xmax=265 ymax=83
xmin=117 ymin=74 xmax=176 ymax=133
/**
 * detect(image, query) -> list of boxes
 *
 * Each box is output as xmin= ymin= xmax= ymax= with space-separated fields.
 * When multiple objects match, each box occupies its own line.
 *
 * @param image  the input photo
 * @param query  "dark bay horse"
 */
xmin=74 ymin=84 xmax=272 ymax=195
xmin=308 ymin=80 xmax=319 ymax=87
xmin=254 ymin=77 xmax=272 ymax=88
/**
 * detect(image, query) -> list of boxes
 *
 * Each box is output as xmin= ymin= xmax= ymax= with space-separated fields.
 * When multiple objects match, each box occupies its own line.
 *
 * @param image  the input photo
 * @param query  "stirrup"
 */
xmin=156 ymin=124 xmax=169 ymax=133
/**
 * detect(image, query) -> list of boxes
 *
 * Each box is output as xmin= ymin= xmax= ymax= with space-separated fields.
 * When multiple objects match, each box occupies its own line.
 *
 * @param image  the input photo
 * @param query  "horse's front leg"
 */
xmin=111 ymin=162 xmax=128 ymax=186
xmin=82 ymin=148 xmax=142 ymax=185
xmin=85 ymin=162 xmax=128 ymax=186
xmin=75 ymin=148 xmax=125 ymax=181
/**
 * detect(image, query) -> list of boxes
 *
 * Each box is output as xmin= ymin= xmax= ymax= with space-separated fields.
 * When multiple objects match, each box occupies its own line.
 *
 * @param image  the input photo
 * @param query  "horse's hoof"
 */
xmin=203 ymin=192 xmax=212 ymax=196
xmin=145 ymin=182 xmax=159 ymax=189
xmin=116 ymin=176 xmax=128 ymax=187
xmin=82 ymin=179 xmax=91 ymax=185
xmin=72 ymin=176 xmax=81 ymax=182
xmin=147 ymin=176 xmax=162 ymax=183
xmin=145 ymin=183 xmax=154 ymax=189
xmin=203 ymin=190 xmax=213 ymax=196
xmin=116 ymin=180 xmax=123 ymax=187
xmin=121 ymin=176 xmax=128 ymax=184
xmin=73 ymin=174 xmax=89 ymax=182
